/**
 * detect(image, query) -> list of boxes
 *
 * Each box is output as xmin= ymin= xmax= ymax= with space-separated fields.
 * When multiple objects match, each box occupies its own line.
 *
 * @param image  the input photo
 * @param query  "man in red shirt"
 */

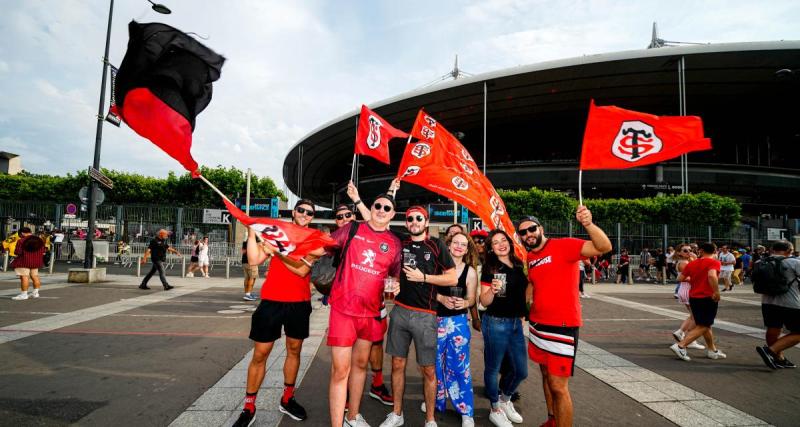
xmin=670 ymin=242 xmax=727 ymax=361
xmin=520 ymin=206 xmax=611 ymax=427
xmin=234 ymin=199 xmax=320 ymax=426
xmin=327 ymin=193 xmax=403 ymax=427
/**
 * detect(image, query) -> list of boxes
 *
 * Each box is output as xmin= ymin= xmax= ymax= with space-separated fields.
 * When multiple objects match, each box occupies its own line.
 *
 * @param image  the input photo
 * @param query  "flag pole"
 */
xmin=578 ymin=170 xmax=583 ymax=206
xmin=350 ymin=153 xmax=357 ymax=182
xmin=197 ymin=174 xmax=235 ymax=206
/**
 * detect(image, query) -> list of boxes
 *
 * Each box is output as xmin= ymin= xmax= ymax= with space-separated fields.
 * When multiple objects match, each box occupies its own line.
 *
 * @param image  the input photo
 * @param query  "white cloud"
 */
xmin=1 ymin=0 xmax=799 ymax=196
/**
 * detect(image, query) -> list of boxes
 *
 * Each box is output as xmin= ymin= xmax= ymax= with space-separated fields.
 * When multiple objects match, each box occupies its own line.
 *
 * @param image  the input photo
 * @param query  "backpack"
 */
xmin=310 ymin=222 xmax=360 ymax=296
xmin=752 ymin=256 xmax=798 ymax=296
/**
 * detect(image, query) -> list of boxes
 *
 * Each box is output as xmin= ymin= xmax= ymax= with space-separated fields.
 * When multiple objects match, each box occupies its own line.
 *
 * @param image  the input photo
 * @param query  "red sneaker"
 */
xmin=368 ymin=384 xmax=394 ymax=406
xmin=539 ymin=417 xmax=556 ymax=427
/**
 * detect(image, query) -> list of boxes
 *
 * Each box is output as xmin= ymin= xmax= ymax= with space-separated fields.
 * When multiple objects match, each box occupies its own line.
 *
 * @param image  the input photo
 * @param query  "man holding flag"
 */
xmin=234 ymin=199 xmax=322 ymax=426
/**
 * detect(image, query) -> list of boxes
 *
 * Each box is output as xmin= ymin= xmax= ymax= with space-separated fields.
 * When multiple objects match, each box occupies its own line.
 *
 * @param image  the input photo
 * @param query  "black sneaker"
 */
xmin=232 ymin=408 xmax=256 ymax=427
xmin=756 ymin=345 xmax=778 ymax=370
xmin=279 ymin=397 xmax=307 ymax=421
xmin=138 ymin=284 xmax=150 ymax=290
xmin=775 ymin=357 xmax=797 ymax=368
xmin=163 ymin=284 xmax=174 ymax=291
xmin=369 ymin=384 xmax=393 ymax=406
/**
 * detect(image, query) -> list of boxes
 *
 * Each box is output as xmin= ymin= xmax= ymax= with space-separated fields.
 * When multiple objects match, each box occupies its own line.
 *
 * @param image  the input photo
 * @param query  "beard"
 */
xmin=408 ymin=227 xmax=426 ymax=237
xmin=524 ymin=234 xmax=543 ymax=251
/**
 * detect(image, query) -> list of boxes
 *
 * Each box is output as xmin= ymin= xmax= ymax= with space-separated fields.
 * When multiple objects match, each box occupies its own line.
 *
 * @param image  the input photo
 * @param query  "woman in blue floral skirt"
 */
xmin=432 ymin=231 xmax=479 ymax=427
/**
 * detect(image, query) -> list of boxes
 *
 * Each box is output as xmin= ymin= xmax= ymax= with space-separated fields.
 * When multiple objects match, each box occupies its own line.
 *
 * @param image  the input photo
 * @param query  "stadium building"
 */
xmin=283 ymin=41 xmax=800 ymax=216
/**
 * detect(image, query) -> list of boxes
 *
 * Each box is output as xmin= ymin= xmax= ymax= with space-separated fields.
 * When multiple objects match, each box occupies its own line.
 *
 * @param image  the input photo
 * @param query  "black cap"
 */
xmin=373 ymin=193 xmax=396 ymax=209
xmin=334 ymin=203 xmax=352 ymax=213
xmin=514 ymin=216 xmax=541 ymax=229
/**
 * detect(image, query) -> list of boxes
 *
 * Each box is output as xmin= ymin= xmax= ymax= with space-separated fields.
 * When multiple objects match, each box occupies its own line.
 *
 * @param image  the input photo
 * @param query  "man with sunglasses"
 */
xmin=328 ymin=193 xmax=403 ymax=427
xmin=381 ymin=206 xmax=457 ymax=427
xmin=235 ymin=199 xmax=318 ymax=426
xmin=519 ymin=207 xmax=611 ymax=427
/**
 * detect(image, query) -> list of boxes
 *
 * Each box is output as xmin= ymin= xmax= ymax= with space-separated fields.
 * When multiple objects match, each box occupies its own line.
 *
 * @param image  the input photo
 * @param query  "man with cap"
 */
xmin=327 ymin=191 xmax=403 ymax=427
xmin=380 ymin=205 xmax=457 ymax=427
xmin=518 ymin=207 xmax=611 ymax=427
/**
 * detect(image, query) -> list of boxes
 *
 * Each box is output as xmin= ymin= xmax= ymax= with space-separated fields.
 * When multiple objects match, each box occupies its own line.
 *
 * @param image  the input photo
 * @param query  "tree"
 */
xmin=0 ymin=167 xmax=285 ymax=207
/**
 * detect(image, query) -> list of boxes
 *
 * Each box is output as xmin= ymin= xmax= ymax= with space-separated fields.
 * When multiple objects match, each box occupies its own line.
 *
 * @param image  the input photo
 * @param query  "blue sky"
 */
xmin=1 ymin=0 xmax=798 ymax=196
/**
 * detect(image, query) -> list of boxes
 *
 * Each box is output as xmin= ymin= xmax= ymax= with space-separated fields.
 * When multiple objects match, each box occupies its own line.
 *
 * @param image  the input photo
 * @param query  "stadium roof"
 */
xmin=284 ymin=41 xmax=800 ymax=208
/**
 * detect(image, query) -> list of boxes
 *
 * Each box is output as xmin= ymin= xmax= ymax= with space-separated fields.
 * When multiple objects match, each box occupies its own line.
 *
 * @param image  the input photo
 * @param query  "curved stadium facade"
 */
xmin=283 ymin=41 xmax=800 ymax=215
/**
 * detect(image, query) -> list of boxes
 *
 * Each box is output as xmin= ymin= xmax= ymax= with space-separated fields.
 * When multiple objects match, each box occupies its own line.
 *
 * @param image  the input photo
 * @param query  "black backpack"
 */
xmin=752 ymin=256 xmax=798 ymax=296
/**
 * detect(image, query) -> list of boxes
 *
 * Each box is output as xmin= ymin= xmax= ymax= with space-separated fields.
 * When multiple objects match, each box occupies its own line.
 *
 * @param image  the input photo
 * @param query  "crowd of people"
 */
xmin=232 ymin=180 xmax=613 ymax=427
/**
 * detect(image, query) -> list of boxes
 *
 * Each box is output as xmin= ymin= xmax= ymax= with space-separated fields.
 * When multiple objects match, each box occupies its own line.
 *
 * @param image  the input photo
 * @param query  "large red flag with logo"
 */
xmin=113 ymin=21 xmax=225 ymax=177
xmin=354 ymin=105 xmax=409 ymax=164
xmin=222 ymin=199 xmax=335 ymax=260
xmin=398 ymin=110 xmax=525 ymax=259
xmin=580 ymin=100 xmax=711 ymax=170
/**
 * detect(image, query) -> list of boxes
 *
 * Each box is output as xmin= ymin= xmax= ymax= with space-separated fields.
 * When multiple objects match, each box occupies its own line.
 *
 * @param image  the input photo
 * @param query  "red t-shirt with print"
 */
xmin=526 ymin=238 xmax=586 ymax=327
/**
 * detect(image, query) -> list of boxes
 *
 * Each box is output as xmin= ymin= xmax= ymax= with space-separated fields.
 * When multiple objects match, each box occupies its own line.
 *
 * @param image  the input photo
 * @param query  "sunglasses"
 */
xmin=295 ymin=206 xmax=315 ymax=217
xmin=372 ymin=202 xmax=393 ymax=212
xmin=335 ymin=212 xmax=353 ymax=220
xmin=406 ymin=215 xmax=425 ymax=223
xmin=680 ymin=249 xmax=691 ymax=253
xmin=473 ymin=238 xmax=485 ymax=244
xmin=517 ymin=224 xmax=538 ymax=235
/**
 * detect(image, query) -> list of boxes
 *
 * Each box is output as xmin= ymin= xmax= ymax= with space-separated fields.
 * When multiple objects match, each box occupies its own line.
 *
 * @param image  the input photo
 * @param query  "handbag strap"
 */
xmin=336 ymin=221 xmax=361 ymax=277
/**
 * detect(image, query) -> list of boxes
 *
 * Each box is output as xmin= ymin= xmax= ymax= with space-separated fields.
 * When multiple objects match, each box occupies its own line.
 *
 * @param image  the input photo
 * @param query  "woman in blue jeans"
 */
xmin=480 ymin=229 xmax=529 ymax=427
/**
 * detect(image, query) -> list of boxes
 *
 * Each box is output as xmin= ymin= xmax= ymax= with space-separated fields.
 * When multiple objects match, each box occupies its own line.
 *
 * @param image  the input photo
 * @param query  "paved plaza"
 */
xmin=1 ymin=272 xmax=797 ymax=426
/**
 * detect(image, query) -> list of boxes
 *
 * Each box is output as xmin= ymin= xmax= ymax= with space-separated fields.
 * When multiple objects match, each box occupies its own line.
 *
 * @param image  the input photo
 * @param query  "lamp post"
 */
xmin=84 ymin=0 xmax=171 ymax=268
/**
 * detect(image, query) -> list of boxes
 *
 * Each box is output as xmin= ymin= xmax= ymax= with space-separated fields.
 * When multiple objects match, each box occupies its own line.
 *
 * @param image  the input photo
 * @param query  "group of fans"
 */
xmin=233 ymin=180 xmax=612 ymax=427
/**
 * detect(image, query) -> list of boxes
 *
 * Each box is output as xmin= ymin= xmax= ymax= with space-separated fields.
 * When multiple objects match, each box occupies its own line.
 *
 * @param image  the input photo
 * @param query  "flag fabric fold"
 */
xmin=113 ymin=21 xmax=226 ymax=176
xmin=222 ymin=198 xmax=335 ymax=260
xmin=580 ymin=100 xmax=712 ymax=170
xmin=354 ymin=105 xmax=409 ymax=164
xmin=398 ymin=110 xmax=525 ymax=259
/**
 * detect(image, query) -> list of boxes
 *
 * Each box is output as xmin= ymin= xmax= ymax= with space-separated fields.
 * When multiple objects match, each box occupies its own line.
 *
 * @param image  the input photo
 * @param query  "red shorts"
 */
xmin=327 ymin=307 xmax=385 ymax=347
xmin=527 ymin=323 xmax=579 ymax=377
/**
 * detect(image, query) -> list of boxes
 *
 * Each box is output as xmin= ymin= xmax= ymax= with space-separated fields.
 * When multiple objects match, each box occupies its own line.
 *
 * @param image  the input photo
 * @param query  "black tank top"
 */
xmin=436 ymin=263 xmax=469 ymax=317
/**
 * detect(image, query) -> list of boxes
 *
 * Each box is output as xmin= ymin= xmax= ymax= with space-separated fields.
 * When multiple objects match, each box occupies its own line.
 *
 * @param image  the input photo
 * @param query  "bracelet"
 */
xmin=353 ymin=199 xmax=362 ymax=205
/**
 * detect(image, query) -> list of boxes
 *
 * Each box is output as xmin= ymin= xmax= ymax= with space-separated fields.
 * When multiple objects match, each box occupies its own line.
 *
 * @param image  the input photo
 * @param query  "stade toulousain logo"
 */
xmin=402 ymin=166 xmax=421 ymax=177
xmin=612 ymin=121 xmax=663 ymax=162
xmin=366 ymin=115 xmax=382 ymax=149
xmin=459 ymin=161 xmax=474 ymax=175
xmin=250 ymin=223 xmax=296 ymax=255
xmin=411 ymin=143 xmax=432 ymax=159
xmin=451 ymin=176 xmax=469 ymax=191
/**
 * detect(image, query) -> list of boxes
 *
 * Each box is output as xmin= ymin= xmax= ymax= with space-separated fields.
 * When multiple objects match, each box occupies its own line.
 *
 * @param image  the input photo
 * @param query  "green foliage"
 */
xmin=499 ymin=188 xmax=741 ymax=228
xmin=0 ymin=166 xmax=285 ymax=208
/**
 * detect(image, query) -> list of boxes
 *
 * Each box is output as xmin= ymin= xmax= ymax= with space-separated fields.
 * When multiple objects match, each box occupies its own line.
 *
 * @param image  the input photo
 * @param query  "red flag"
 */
xmin=354 ymin=105 xmax=409 ymax=164
xmin=114 ymin=21 xmax=226 ymax=177
xmin=399 ymin=110 xmax=525 ymax=259
xmin=580 ymin=100 xmax=712 ymax=170
xmin=222 ymin=198 xmax=335 ymax=260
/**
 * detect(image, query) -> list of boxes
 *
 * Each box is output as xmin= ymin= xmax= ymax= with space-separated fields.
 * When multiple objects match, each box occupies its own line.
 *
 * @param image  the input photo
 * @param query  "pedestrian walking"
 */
xmin=754 ymin=241 xmax=800 ymax=369
xmin=719 ymin=245 xmax=736 ymax=291
xmin=139 ymin=229 xmax=180 ymax=291
xmin=186 ymin=240 xmax=200 ymax=277
xmin=10 ymin=227 xmax=46 ymax=301
xmin=671 ymin=244 xmax=705 ymax=351
xmin=520 ymin=206 xmax=612 ymax=427
xmin=616 ymin=249 xmax=630 ymax=284
xmin=670 ymin=242 xmax=727 ymax=361
xmin=197 ymin=236 xmax=211 ymax=278
xmin=479 ymin=229 xmax=529 ymax=427
xmin=241 ymin=239 xmax=258 ymax=301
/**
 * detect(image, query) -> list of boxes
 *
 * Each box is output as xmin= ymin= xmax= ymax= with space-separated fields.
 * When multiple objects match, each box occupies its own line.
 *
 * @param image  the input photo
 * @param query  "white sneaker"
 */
xmin=185 ymin=272 xmax=194 ymax=278
xmin=31 ymin=290 xmax=40 ymax=298
xmin=707 ymin=349 xmax=727 ymax=360
xmin=498 ymin=401 xmax=523 ymax=424
xmin=687 ymin=341 xmax=706 ymax=350
xmin=461 ymin=415 xmax=475 ymax=427
xmin=670 ymin=343 xmax=691 ymax=361
xmin=344 ymin=413 xmax=371 ymax=427
xmin=424 ymin=422 xmax=437 ymax=427
xmin=11 ymin=292 xmax=29 ymax=301
xmin=378 ymin=412 xmax=404 ymax=427
xmin=672 ymin=329 xmax=685 ymax=342
xmin=420 ymin=402 xmax=426 ymax=413
xmin=489 ymin=410 xmax=512 ymax=427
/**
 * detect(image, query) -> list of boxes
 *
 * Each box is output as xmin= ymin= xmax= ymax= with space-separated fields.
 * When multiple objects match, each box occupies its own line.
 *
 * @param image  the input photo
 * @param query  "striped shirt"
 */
xmin=11 ymin=236 xmax=46 ymax=269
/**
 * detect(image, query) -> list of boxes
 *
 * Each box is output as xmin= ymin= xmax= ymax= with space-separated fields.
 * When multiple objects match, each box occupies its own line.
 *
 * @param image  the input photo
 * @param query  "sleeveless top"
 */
xmin=436 ymin=263 xmax=469 ymax=317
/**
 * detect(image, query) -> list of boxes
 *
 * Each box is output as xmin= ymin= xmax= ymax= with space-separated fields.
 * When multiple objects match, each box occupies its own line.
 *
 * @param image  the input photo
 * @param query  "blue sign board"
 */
xmin=235 ymin=198 xmax=279 ymax=218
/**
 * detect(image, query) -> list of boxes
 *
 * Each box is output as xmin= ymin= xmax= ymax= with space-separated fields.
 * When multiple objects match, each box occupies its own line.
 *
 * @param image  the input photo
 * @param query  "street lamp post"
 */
xmin=83 ymin=0 xmax=171 ymax=268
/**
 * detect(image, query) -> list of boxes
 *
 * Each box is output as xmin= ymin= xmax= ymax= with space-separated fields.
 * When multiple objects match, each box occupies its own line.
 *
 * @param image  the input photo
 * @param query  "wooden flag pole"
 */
xmin=197 ymin=174 xmax=235 ymax=206
xmin=350 ymin=153 xmax=357 ymax=182
xmin=578 ymin=170 xmax=584 ymax=206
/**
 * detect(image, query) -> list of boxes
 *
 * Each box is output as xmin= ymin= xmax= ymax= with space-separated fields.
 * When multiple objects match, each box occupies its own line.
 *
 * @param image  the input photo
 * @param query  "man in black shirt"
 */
xmin=381 ymin=206 xmax=457 ymax=427
xmin=140 ymin=229 xmax=181 ymax=290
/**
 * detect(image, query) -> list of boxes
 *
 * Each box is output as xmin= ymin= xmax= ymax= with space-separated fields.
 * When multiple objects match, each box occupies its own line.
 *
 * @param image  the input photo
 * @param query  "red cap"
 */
xmin=405 ymin=205 xmax=429 ymax=219
xmin=469 ymin=229 xmax=488 ymax=238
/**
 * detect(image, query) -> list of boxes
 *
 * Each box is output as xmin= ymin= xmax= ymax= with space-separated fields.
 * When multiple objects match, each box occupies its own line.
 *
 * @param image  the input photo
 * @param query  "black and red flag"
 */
xmin=112 ymin=21 xmax=225 ymax=176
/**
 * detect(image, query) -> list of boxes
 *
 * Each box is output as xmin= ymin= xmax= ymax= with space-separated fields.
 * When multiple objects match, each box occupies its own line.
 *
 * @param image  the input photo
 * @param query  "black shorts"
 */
xmin=249 ymin=299 xmax=312 ymax=343
xmin=762 ymin=304 xmax=800 ymax=333
xmin=689 ymin=297 xmax=719 ymax=327
xmin=190 ymin=256 xmax=199 ymax=263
